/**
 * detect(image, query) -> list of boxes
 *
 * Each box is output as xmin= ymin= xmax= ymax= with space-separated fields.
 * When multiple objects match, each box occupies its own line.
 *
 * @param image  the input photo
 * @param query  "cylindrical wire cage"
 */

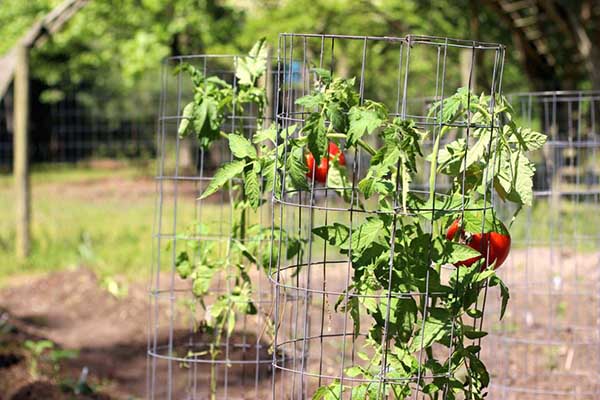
xmin=485 ymin=91 xmax=600 ymax=399
xmin=271 ymin=33 xmax=512 ymax=399
xmin=148 ymin=53 xmax=277 ymax=399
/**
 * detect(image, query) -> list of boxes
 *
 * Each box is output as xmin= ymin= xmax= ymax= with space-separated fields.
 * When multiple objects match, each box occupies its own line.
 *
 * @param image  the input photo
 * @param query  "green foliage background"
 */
xmin=0 ymin=0 xmax=536 ymax=118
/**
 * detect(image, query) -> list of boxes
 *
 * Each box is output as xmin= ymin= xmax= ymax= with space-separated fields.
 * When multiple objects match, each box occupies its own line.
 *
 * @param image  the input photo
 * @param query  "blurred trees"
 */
xmin=0 ymin=0 xmax=598 ymax=112
xmin=483 ymin=0 xmax=600 ymax=91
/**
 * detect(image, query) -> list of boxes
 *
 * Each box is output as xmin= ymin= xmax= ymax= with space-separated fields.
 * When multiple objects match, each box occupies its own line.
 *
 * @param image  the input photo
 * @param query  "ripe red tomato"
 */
xmin=446 ymin=218 xmax=511 ymax=270
xmin=306 ymin=142 xmax=345 ymax=183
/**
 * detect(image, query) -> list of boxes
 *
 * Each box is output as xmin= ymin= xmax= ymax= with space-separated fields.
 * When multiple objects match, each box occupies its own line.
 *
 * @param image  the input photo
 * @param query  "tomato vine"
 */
xmin=172 ymin=39 xmax=546 ymax=398
xmin=172 ymin=39 xmax=304 ymax=399
xmin=283 ymin=72 xmax=545 ymax=399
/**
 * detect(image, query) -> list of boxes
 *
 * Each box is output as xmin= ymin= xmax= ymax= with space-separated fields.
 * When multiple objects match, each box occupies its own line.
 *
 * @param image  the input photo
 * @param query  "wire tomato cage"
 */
xmin=484 ymin=90 xmax=600 ymax=399
xmin=268 ymin=33 xmax=533 ymax=400
xmin=148 ymin=51 xmax=279 ymax=400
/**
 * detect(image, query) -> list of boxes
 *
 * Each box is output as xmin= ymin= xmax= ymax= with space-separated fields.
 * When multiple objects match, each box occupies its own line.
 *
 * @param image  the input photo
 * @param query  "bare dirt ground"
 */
xmin=0 ymin=269 xmax=148 ymax=399
xmin=1 ymin=248 xmax=600 ymax=399
xmin=0 ymin=268 xmax=275 ymax=400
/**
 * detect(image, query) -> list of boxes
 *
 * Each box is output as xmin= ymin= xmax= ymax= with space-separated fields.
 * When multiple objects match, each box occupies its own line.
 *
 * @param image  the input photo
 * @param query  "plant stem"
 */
xmin=428 ymin=125 xmax=450 ymax=204
xmin=326 ymin=133 xmax=377 ymax=155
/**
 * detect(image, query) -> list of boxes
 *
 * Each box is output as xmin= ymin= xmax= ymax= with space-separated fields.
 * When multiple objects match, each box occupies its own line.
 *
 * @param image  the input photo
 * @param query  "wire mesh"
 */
xmin=148 ymin=54 xmax=276 ymax=399
xmin=0 ymin=85 xmax=155 ymax=170
xmin=485 ymin=91 xmax=600 ymax=399
xmin=271 ymin=33 xmax=507 ymax=399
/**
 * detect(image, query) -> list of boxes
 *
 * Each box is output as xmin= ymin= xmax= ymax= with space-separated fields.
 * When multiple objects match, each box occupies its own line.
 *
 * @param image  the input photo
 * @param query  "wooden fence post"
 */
xmin=14 ymin=43 xmax=30 ymax=260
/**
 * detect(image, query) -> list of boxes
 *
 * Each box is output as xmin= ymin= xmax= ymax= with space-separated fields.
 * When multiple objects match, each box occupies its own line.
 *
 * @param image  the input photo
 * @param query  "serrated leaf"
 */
xmin=286 ymin=146 xmax=310 ymax=191
xmin=305 ymin=113 xmax=328 ymax=163
xmin=512 ymin=151 xmax=535 ymax=206
xmin=295 ymin=93 xmax=324 ymax=109
xmin=192 ymin=100 xmax=208 ymax=133
xmin=326 ymin=102 xmax=347 ymax=132
xmin=441 ymin=241 xmax=483 ymax=264
xmin=345 ymin=366 xmax=363 ymax=378
xmin=489 ymin=274 xmax=510 ymax=320
xmin=178 ymin=102 xmax=194 ymax=137
xmin=352 ymin=217 xmax=384 ymax=253
xmin=244 ymin=167 xmax=261 ymax=209
xmin=327 ymin=161 xmax=351 ymax=202
xmin=463 ymin=129 xmax=490 ymax=171
xmin=312 ymin=68 xmax=332 ymax=84
xmin=515 ymin=127 xmax=547 ymax=151
xmin=175 ymin=251 xmax=193 ymax=279
xmin=313 ymin=223 xmax=350 ymax=249
xmin=200 ymin=160 xmax=246 ymax=199
xmin=347 ymin=106 xmax=383 ymax=147
xmin=192 ymin=264 xmax=214 ymax=297
xmin=235 ymin=38 xmax=268 ymax=86
xmin=253 ymin=123 xmax=278 ymax=144
xmin=229 ymin=134 xmax=257 ymax=159
xmin=409 ymin=317 xmax=447 ymax=353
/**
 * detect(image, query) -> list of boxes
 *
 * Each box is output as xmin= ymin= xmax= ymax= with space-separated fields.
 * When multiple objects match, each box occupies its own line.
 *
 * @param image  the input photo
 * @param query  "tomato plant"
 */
xmin=173 ymin=40 xmax=305 ymax=400
xmin=274 ymin=71 xmax=545 ymax=399
xmin=173 ymin=42 xmax=546 ymax=398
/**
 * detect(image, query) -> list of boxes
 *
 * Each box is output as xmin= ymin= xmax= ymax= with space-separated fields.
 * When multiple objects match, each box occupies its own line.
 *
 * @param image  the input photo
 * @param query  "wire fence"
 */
xmin=0 ymin=87 xmax=156 ymax=171
xmin=485 ymin=91 xmax=600 ymax=399
xmin=147 ymin=54 xmax=277 ymax=399
xmin=271 ymin=33 xmax=507 ymax=399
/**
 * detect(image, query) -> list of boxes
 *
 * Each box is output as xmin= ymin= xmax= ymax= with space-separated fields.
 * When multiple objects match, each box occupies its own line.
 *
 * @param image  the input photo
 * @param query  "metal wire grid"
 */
xmin=40 ymin=92 xmax=155 ymax=162
xmin=0 ymin=87 xmax=155 ymax=169
xmin=148 ymin=55 xmax=275 ymax=399
xmin=271 ymin=33 xmax=506 ymax=399
xmin=484 ymin=91 xmax=600 ymax=399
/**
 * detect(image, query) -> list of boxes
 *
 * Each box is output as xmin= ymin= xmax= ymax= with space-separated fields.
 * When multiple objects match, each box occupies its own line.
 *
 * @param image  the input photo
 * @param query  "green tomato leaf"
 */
xmin=351 ymin=217 xmax=384 ymax=253
xmin=200 ymin=160 xmax=246 ymax=199
xmin=312 ymin=68 xmax=332 ymax=84
xmin=409 ymin=316 xmax=447 ymax=353
xmin=305 ymin=113 xmax=328 ymax=164
xmin=175 ymin=251 xmax=193 ymax=279
xmin=327 ymin=160 xmax=351 ymax=202
xmin=313 ymin=223 xmax=350 ymax=250
xmin=462 ymin=325 xmax=488 ymax=339
xmin=192 ymin=264 xmax=215 ymax=297
xmin=514 ymin=127 xmax=547 ymax=151
xmin=178 ymin=102 xmax=194 ymax=137
xmin=244 ymin=167 xmax=261 ymax=209
xmin=326 ymin=102 xmax=347 ymax=133
xmin=295 ymin=93 xmax=324 ymax=109
xmin=229 ymin=134 xmax=257 ymax=160
xmin=235 ymin=38 xmax=268 ymax=86
xmin=286 ymin=146 xmax=310 ymax=191
xmin=347 ymin=106 xmax=383 ymax=147
xmin=489 ymin=274 xmax=510 ymax=320
xmin=439 ymin=240 xmax=483 ymax=264
xmin=253 ymin=123 xmax=279 ymax=144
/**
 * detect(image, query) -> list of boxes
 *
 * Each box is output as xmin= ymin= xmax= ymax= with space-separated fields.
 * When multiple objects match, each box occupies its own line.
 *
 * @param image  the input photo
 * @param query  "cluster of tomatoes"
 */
xmin=305 ymin=142 xmax=345 ymax=183
xmin=446 ymin=218 xmax=511 ymax=270
xmin=305 ymin=142 xmax=511 ymax=269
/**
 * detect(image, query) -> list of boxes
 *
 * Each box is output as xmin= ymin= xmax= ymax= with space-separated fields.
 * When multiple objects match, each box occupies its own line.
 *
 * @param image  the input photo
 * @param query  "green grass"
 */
xmin=0 ymin=163 xmax=167 ymax=285
xmin=1 ymin=164 xmax=598 ymax=286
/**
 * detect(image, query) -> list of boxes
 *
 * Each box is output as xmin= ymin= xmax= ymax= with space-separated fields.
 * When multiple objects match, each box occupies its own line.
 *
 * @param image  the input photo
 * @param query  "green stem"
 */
xmin=326 ymin=133 xmax=377 ymax=155
xmin=428 ymin=125 xmax=450 ymax=203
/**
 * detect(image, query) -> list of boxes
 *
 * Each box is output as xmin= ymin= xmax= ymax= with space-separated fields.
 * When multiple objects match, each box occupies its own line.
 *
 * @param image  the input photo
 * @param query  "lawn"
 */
xmin=0 ymin=162 xmax=161 ymax=285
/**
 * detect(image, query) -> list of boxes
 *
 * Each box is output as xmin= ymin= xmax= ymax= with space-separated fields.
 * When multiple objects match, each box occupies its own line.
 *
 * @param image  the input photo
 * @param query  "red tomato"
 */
xmin=446 ymin=218 xmax=511 ymax=270
xmin=306 ymin=142 xmax=345 ymax=183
